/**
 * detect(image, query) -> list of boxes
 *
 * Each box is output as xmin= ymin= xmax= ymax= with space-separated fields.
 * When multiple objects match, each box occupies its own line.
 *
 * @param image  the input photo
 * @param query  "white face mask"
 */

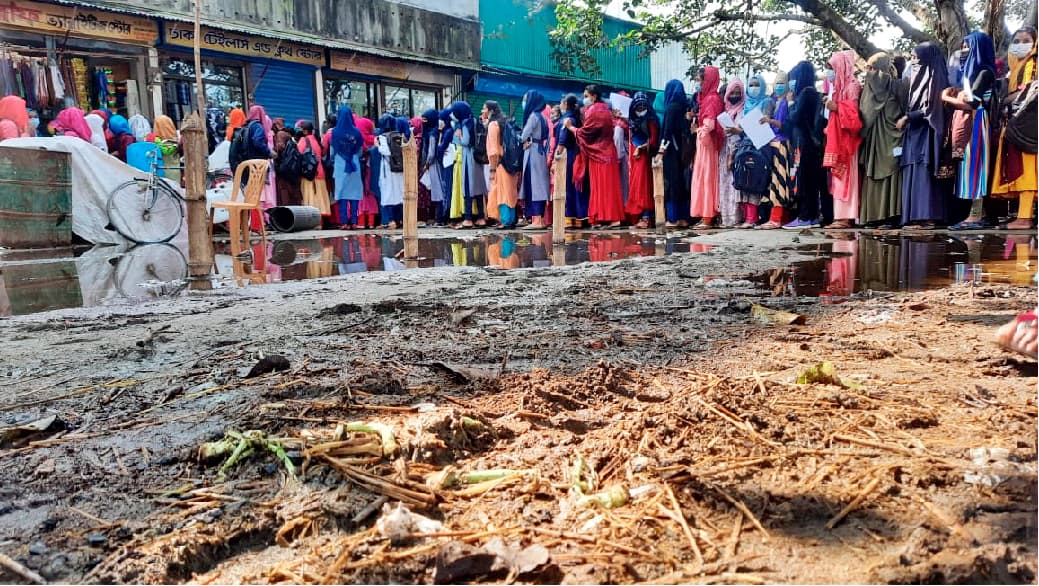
xmin=450 ymin=113 xmax=457 ymax=122
xmin=789 ymin=80 xmax=797 ymax=92
xmin=582 ymin=97 xmax=593 ymax=107
xmin=747 ymin=86 xmax=761 ymax=99
xmin=29 ymin=117 xmax=39 ymax=130
xmin=438 ymin=120 xmax=445 ymax=130
xmin=825 ymin=69 xmax=836 ymax=81
xmin=692 ymin=82 xmax=702 ymax=93
xmin=1010 ymin=41 xmax=1033 ymax=58
xmin=635 ymin=109 xmax=647 ymax=117
xmin=902 ymin=62 xmax=915 ymax=80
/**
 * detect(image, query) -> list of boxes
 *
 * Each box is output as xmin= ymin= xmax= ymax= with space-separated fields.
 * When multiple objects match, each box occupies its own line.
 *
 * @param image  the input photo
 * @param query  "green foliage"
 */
xmin=550 ymin=0 xmax=612 ymax=77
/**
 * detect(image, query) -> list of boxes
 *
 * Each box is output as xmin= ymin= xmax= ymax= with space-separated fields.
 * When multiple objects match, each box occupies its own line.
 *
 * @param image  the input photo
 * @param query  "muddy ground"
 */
xmin=0 ymin=230 xmax=1035 ymax=584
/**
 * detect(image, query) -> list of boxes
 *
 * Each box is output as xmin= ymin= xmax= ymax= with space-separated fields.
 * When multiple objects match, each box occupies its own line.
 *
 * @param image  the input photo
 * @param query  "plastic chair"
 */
xmin=210 ymin=159 xmax=269 ymax=258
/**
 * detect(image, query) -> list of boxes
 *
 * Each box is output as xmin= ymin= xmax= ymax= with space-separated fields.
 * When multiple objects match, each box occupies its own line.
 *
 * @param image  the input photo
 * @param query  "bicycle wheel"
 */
xmin=107 ymin=179 xmax=185 ymax=244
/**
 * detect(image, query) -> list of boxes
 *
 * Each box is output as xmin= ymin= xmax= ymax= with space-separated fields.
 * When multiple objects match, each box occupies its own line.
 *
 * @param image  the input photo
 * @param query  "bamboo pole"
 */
xmin=552 ymin=153 xmax=566 ymax=243
xmin=402 ymin=136 xmax=419 ymax=260
xmin=181 ymin=114 xmax=213 ymax=290
xmin=653 ymin=154 xmax=665 ymax=233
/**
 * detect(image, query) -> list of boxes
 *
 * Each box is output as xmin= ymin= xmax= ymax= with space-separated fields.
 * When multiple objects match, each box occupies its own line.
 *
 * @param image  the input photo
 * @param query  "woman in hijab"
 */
xmin=898 ymin=42 xmax=952 ymax=228
xmin=945 ymin=31 xmax=997 ymax=229
xmin=257 ymin=109 xmax=278 ymax=223
xmin=689 ymin=67 xmax=724 ymax=228
xmin=566 ymin=84 xmax=624 ymax=228
xmin=49 ymin=107 xmax=93 ymax=142
xmin=448 ymin=101 xmax=488 ymax=228
xmin=520 ymin=90 xmax=551 ymax=229
xmin=331 ymin=105 xmax=364 ymax=228
xmin=728 ymin=74 xmax=771 ymax=227
xmin=0 ymin=95 xmax=30 ymax=141
xmin=483 ymin=100 xmax=520 ymax=228
xmin=272 ymin=117 xmax=301 ymax=207
xmin=718 ymin=79 xmax=746 ymax=228
xmin=556 ymin=93 xmax=586 ymax=227
xmin=612 ymin=102 xmax=630 ymax=209
xmin=758 ymin=71 xmax=794 ymax=229
xmin=822 ymin=50 xmax=863 ymax=229
xmin=83 ymin=113 xmax=109 ymax=151
xmin=625 ymin=92 xmax=660 ymax=228
xmin=765 ymin=61 xmax=823 ymax=229
xmin=354 ymin=116 xmax=380 ymax=228
xmin=991 ymin=26 xmax=1037 ymax=229
xmin=437 ymin=108 xmax=457 ymax=224
xmin=297 ymin=120 xmax=329 ymax=220
xmin=108 ymin=114 xmax=137 ymax=162
xmin=409 ymin=116 xmax=431 ymax=221
xmin=225 ymin=108 xmax=246 ymax=142
xmin=129 ymin=114 xmax=152 ymax=143
xmin=859 ymin=52 xmax=906 ymax=227
xmin=659 ymin=79 xmax=691 ymax=227
xmin=420 ymin=109 xmax=449 ymax=226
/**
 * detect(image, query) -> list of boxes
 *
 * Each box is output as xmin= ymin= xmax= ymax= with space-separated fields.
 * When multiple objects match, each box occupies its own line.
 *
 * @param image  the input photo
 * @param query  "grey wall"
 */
xmin=83 ymin=0 xmax=481 ymax=67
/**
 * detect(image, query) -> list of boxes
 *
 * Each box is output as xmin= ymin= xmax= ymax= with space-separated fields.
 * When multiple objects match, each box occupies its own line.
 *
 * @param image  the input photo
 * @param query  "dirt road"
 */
xmin=0 ymin=232 xmax=1035 ymax=584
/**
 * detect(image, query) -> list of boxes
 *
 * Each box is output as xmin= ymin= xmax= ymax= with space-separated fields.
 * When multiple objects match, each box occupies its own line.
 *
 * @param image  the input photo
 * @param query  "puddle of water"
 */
xmin=0 ymin=232 xmax=1034 ymax=316
xmin=755 ymin=234 xmax=1037 ymax=299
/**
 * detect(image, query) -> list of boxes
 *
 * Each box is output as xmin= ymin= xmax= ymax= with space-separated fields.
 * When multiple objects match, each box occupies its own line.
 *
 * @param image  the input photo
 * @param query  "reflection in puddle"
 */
xmin=757 ymin=234 xmax=1037 ymax=299
xmin=1 ymin=232 xmax=1035 ymax=316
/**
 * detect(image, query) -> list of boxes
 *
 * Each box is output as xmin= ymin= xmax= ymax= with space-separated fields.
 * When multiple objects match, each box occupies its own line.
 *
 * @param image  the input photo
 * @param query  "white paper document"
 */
xmin=716 ymin=111 xmax=737 ymax=129
xmin=609 ymin=93 xmax=633 ymax=118
xmin=740 ymin=107 xmax=776 ymax=149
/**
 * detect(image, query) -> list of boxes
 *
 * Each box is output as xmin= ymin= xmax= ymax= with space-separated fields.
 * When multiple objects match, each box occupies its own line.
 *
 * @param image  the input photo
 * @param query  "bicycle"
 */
xmin=106 ymin=150 xmax=185 ymax=244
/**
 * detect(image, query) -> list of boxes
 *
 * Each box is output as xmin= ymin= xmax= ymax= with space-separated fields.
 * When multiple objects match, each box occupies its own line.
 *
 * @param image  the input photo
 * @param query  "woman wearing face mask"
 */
xmin=565 ymin=84 xmax=624 ymax=228
xmin=729 ymin=74 xmax=772 ymax=228
xmin=821 ymin=50 xmax=863 ymax=229
xmin=483 ymin=101 xmax=520 ymax=229
xmin=659 ymin=79 xmax=691 ymax=227
xmin=447 ymin=101 xmax=488 ymax=228
xmin=717 ymin=80 xmax=746 ymax=228
xmin=689 ymin=67 xmax=724 ymax=228
xmin=991 ymin=27 xmax=1037 ymax=229
xmin=27 ymin=109 xmax=40 ymax=137
xmin=556 ymin=94 xmax=587 ymax=227
xmin=520 ymin=90 xmax=551 ymax=230
xmin=859 ymin=52 xmax=906 ymax=227
xmin=898 ymin=42 xmax=952 ymax=228
xmin=757 ymin=71 xmax=795 ymax=229
xmin=625 ymin=92 xmax=660 ymax=228
xmin=420 ymin=109 xmax=448 ymax=226
xmin=945 ymin=31 xmax=997 ymax=229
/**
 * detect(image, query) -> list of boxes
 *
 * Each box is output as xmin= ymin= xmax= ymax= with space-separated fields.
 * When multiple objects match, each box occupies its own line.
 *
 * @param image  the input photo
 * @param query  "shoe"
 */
xmin=827 ymin=220 xmax=854 ymax=229
xmin=737 ymin=222 xmax=756 ymax=229
xmin=756 ymin=221 xmax=782 ymax=230
xmin=783 ymin=218 xmax=820 ymax=230
xmin=949 ymin=220 xmax=986 ymax=231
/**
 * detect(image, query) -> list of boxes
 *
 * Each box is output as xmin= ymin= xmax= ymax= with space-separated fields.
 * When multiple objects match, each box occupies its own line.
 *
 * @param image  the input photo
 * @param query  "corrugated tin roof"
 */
xmin=46 ymin=0 xmax=481 ymax=71
xmin=480 ymin=0 xmax=652 ymax=89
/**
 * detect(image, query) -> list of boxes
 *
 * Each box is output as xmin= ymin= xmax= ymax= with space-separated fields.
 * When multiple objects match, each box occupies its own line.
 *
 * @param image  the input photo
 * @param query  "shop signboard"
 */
xmin=0 ymin=0 xmax=158 ymax=44
xmin=164 ymin=23 xmax=324 ymax=67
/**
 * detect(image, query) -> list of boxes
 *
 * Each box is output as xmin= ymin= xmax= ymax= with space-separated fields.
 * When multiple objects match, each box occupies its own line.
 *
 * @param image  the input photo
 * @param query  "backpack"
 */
xmin=731 ymin=138 xmax=770 ymax=196
xmin=386 ymin=131 xmax=405 ymax=173
xmin=473 ymin=118 xmax=489 ymax=164
xmin=228 ymin=125 xmax=249 ymax=172
xmin=1005 ymin=80 xmax=1037 ymax=154
xmin=276 ymin=138 xmax=302 ymax=181
xmin=321 ymin=141 xmax=334 ymax=177
xmin=300 ymin=138 xmax=319 ymax=180
xmin=500 ymin=120 xmax=523 ymax=174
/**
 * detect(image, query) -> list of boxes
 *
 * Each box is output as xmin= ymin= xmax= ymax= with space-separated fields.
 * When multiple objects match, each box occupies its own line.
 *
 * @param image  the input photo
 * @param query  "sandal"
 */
xmin=635 ymin=219 xmax=651 ymax=229
xmin=756 ymin=221 xmax=782 ymax=230
xmin=827 ymin=220 xmax=853 ymax=229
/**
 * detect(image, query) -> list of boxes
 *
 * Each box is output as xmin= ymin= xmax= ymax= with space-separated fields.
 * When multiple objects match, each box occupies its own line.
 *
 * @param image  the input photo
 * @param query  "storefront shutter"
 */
xmin=250 ymin=62 xmax=317 ymax=126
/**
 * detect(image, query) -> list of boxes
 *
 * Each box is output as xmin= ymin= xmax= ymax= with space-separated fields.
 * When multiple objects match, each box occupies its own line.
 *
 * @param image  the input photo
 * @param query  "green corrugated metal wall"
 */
xmin=466 ymin=92 xmax=524 ymax=126
xmin=480 ymin=0 xmax=651 ymax=90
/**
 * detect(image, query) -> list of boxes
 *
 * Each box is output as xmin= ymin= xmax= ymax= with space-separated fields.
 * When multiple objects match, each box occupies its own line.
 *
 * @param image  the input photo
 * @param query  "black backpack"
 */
xmin=276 ymin=138 xmax=302 ymax=181
xmin=300 ymin=138 xmax=319 ymax=180
xmin=321 ymin=139 xmax=334 ymax=177
xmin=731 ymin=138 xmax=770 ymax=196
xmin=228 ymin=124 xmax=250 ymax=172
xmin=386 ymin=131 xmax=405 ymax=173
xmin=1005 ymin=80 xmax=1037 ymax=154
xmin=500 ymin=120 xmax=523 ymax=174
xmin=473 ymin=118 xmax=489 ymax=164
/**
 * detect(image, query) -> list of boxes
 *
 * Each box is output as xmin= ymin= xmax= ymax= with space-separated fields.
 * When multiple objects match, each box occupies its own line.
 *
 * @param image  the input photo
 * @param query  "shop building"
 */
xmin=0 ymin=0 xmax=158 ymax=126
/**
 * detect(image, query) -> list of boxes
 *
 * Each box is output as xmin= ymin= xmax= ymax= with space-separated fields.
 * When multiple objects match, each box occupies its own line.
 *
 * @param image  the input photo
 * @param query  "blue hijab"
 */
xmin=331 ymin=106 xmax=362 ymax=173
xmin=663 ymin=79 xmax=686 ymax=106
xmin=109 ymin=114 xmax=132 ymax=136
xmin=450 ymin=101 xmax=472 ymax=122
xmin=378 ymin=113 xmax=397 ymax=134
xmin=421 ymin=108 xmax=439 ymax=147
xmin=522 ymin=90 xmax=546 ymax=125
xmin=788 ymin=61 xmax=816 ymax=97
xmin=961 ymin=30 xmax=996 ymax=84
xmin=743 ymin=74 xmax=769 ymax=115
xmin=628 ymin=91 xmax=658 ymax=145
xmin=395 ymin=116 xmax=412 ymax=140
xmin=438 ymin=107 xmax=454 ymax=154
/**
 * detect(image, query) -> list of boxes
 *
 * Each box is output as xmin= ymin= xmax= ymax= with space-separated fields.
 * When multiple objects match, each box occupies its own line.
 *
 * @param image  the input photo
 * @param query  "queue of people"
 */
xmin=0 ymin=27 xmax=1034 ymax=233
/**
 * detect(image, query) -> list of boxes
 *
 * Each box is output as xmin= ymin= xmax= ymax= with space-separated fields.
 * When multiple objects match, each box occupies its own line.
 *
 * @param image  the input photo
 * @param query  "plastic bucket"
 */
xmin=268 ymin=206 xmax=321 ymax=232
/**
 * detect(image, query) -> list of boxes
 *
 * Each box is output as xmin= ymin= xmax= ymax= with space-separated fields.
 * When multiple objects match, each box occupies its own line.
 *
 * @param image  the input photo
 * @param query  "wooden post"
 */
xmin=552 ymin=154 xmax=566 ymax=243
xmin=181 ymin=113 xmax=213 ymax=289
xmin=401 ymin=135 xmax=419 ymax=260
xmin=653 ymin=154 xmax=666 ymax=233
xmin=192 ymin=0 xmax=205 ymax=116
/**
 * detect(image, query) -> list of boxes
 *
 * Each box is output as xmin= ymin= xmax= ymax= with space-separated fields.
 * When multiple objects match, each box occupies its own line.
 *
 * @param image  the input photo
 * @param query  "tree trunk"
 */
xmin=984 ymin=0 xmax=1009 ymax=53
xmin=934 ymin=0 xmax=968 ymax=56
xmin=1027 ymin=0 xmax=1038 ymax=31
xmin=788 ymin=0 xmax=880 ymax=58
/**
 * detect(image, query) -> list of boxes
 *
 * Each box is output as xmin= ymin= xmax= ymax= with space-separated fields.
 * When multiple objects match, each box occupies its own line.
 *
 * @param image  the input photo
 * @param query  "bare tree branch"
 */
xmin=785 ymin=0 xmax=881 ymax=58
xmin=859 ymin=0 xmax=937 ymax=45
xmin=713 ymin=10 xmax=823 ymax=26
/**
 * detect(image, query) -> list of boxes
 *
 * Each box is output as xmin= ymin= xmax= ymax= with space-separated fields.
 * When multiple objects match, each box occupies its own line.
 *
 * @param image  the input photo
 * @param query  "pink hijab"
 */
xmin=355 ymin=116 xmax=376 ymax=149
xmin=723 ymin=79 xmax=745 ymax=119
xmin=53 ymin=108 xmax=93 ymax=141
xmin=829 ymin=50 xmax=861 ymax=102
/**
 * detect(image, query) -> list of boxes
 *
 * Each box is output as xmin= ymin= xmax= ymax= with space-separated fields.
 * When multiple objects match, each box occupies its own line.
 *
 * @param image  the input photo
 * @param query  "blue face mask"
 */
xmin=789 ymin=80 xmax=797 ymax=92
xmin=582 ymin=97 xmax=593 ymax=107
xmin=774 ymin=83 xmax=787 ymax=96
xmin=747 ymin=86 xmax=761 ymax=99
xmin=521 ymin=100 xmax=527 ymax=110
xmin=29 ymin=117 xmax=39 ymax=130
